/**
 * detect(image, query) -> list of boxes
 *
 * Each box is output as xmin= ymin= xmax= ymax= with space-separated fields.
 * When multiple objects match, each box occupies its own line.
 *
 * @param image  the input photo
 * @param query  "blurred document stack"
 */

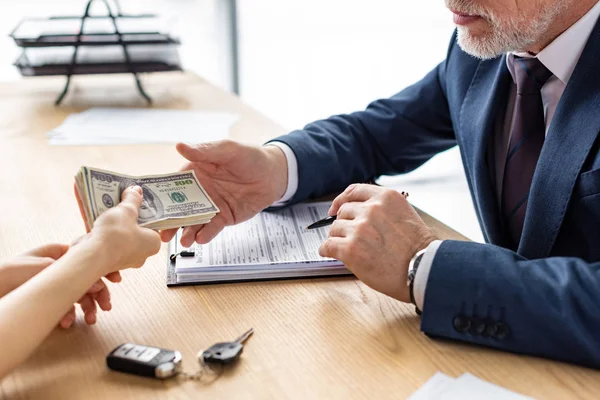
xmin=49 ymin=108 xmax=238 ymax=145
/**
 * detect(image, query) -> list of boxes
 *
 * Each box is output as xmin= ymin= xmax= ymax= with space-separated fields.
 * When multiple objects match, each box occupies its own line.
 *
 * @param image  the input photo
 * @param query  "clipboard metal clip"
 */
xmin=170 ymin=251 xmax=195 ymax=263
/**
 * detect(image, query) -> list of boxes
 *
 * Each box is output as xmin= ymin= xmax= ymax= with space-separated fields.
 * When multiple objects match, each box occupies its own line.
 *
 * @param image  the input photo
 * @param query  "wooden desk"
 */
xmin=0 ymin=73 xmax=597 ymax=399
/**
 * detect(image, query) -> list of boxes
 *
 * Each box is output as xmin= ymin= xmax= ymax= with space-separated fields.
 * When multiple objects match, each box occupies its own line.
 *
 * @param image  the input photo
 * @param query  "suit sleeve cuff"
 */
xmin=414 ymin=240 xmax=443 ymax=311
xmin=265 ymin=142 xmax=299 ymax=206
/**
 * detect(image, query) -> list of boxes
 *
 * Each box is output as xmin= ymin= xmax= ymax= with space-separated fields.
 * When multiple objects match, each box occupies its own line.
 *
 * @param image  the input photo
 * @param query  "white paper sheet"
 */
xmin=409 ymin=372 xmax=534 ymax=400
xmin=438 ymin=373 xmax=533 ymax=400
xmin=48 ymin=108 xmax=238 ymax=146
xmin=408 ymin=372 xmax=456 ymax=400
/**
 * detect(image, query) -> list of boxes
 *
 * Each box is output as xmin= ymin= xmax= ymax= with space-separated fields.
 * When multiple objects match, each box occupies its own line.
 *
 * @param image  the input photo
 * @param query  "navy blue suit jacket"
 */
xmin=272 ymin=22 xmax=600 ymax=368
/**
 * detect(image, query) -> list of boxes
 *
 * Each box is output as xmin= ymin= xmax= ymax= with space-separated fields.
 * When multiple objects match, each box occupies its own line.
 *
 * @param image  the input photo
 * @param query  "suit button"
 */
xmin=482 ymin=320 xmax=497 ymax=337
xmin=453 ymin=315 xmax=471 ymax=333
xmin=470 ymin=318 xmax=486 ymax=335
xmin=494 ymin=322 xmax=511 ymax=340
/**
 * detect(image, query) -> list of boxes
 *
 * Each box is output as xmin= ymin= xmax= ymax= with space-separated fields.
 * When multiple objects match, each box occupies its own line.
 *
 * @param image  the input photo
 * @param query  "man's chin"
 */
xmin=456 ymin=29 xmax=505 ymax=60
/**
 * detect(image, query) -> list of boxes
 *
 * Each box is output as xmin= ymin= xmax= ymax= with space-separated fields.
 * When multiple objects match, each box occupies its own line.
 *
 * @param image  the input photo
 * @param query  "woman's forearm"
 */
xmin=0 ymin=262 xmax=48 ymax=298
xmin=0 ymin=242 xmax=106 ymax=379
xmin=0 ymin=266 xmax=15 ymax=297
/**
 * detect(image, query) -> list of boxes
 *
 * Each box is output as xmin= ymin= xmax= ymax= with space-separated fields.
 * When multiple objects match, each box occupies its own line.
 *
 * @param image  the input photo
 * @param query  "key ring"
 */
xmin=176 ymin=353 xmax=223 ymax=382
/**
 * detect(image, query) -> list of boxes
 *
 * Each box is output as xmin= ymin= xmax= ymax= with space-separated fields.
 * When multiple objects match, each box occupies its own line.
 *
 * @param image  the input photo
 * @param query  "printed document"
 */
xmin=168 ymin=202 xmax=349 ymax=285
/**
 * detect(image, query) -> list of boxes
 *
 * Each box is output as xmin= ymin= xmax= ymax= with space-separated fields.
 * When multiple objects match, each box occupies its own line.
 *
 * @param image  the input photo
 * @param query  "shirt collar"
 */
xmin=507 ymin=1 xmax=600 ymax=85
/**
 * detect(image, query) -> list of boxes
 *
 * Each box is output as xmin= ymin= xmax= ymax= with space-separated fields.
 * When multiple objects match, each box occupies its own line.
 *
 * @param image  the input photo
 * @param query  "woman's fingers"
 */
xmin=87 ymin=280 xmax=112 ymax=312
xmin=105 ymin=271 xmax=122 ymax=283
xmin=78 ymin=294 xmax=98 ymax=325
xmin=59 ymin=306 xmax=77 ymax=329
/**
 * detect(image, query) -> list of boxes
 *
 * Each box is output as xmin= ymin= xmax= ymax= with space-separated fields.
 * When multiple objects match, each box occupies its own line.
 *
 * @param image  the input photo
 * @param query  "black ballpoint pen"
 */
xmin=306 ymin=215 xmax=337 ymax=230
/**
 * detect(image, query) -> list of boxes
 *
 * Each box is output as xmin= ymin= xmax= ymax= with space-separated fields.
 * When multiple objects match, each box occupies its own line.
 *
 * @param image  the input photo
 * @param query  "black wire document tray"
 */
xmin=15 ymin=45 xmax=182 ymax=76
xmin=10 ymin=16 xmax=180 ymax=47
xmin=9 ymin=0 xmax=183 ymax=105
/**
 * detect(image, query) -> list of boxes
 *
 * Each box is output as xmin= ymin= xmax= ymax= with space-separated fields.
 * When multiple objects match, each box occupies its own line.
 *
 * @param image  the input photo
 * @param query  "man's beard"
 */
xmin=445 ymin=0 xmax=569 ymax=59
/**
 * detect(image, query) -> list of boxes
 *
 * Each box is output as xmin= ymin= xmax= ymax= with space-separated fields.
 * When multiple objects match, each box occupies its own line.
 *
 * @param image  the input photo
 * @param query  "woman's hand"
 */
xmin=78 ymin=186 xmax=162 ymax=276
xmin=0 ymin=244 xmax=117 ymax=328
xmin=0 ymin=186 xmax=161 ymax=332
xmin=0 ymin=187 xmax=162 ymax=380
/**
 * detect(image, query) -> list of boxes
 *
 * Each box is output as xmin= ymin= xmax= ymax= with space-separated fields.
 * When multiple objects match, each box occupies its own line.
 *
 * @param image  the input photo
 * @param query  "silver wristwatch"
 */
xmin=407 ymin=248 xmax=427 ymax=315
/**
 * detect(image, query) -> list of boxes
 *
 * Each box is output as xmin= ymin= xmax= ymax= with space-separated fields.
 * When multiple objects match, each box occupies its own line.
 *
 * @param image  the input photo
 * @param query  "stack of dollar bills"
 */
xmin=75 ymin=167 xmax=219 ymax=230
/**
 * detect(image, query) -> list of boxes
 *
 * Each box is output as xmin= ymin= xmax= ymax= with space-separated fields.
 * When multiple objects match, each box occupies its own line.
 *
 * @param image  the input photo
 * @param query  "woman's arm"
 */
xmin=0 ymin=244 xmax=119 ymax=329
xmin=0 ymin=186 xmax=161 ymax=379
xmin=0 ymin=244 xmax=69 ymax=297
xmin=0 ymin=243 xmax=108 ymax=378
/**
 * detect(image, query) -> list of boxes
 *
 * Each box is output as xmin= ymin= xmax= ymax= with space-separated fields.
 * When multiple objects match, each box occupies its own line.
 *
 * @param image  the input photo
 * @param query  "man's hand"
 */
xmin=319 ymin=184 xmax=437 ymax=302
xmin=160 ymin=140 xmax=289 ymax=247
xmin=0 ymin=244 xmax=117 ymax=329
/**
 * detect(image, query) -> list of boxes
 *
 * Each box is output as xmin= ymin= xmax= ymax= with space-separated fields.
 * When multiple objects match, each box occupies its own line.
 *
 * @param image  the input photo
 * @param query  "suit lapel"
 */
xmin=460 ymin=56 xmax=511 ymax=246
xmin=519 ymin=20 xmax=600 ymax=259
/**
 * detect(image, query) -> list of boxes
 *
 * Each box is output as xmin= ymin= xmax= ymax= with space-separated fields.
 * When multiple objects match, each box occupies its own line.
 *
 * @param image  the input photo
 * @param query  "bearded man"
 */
xmin=162 ymin=0 xmax=600 ymax=367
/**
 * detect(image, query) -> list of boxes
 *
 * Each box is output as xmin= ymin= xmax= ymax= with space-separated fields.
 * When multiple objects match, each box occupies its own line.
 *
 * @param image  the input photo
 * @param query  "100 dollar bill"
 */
xmin=76 ymin=167 xmax=219 ymax=230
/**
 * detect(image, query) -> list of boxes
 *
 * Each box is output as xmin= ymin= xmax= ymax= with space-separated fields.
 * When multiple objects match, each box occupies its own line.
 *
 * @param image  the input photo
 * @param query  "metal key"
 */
xmin=201 ymin=328 xmax=254 ymax=365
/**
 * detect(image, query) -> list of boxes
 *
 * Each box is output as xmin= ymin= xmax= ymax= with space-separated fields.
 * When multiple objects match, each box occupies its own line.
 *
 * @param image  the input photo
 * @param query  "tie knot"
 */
xmin=513 ymin=57 xmax=553 ymax=95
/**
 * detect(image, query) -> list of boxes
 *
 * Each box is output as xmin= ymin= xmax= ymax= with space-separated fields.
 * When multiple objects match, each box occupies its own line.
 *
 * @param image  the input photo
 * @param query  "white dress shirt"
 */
xmin=268 ymin=0 xmax=600 ymax=311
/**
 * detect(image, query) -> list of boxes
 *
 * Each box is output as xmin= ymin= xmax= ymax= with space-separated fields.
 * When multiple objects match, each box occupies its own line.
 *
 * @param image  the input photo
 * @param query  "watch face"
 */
xmin=407 ymin=250 xmax=426 ymax=286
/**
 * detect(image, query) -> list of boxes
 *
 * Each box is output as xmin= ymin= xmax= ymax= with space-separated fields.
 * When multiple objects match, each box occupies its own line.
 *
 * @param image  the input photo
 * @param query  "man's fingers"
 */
xmin=319 ymin=237 xmax=347 ymax=260
xmin=336 ymin=202 xmax=362 ymax=221
xmin=23 ymin=243 xmax=70 ymax=260
xmin=195 ymin=216 xmax=227 ymax=244
xmin=160 ymin=228 xmax=179 ymax=243
xmin=176 ymin=142 xmax=206 ymax=162
xmin=176 ymin=141 xmax=233 ymax=164
xmin=330 ymin=184 xmax=383 ymax=215
xmin=181 ymin=225 xmax=204 ymax=248
xmin=329 ymin=220 xmax=353 ymax=238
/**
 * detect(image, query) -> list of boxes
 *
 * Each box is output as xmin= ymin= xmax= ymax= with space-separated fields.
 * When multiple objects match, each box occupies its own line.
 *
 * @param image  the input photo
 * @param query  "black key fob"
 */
xmin=107 ymin=343 xmax=182 ymax=379
xmin=201 ymin=342 xmax=244 ymax=365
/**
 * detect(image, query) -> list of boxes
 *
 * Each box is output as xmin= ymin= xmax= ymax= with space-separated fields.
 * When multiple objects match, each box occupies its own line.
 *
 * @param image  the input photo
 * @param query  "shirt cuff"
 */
xmin=413 ymin=240 xmax=443 ymax=311
xmin=266 ymin=141 xmax=299 ymax=205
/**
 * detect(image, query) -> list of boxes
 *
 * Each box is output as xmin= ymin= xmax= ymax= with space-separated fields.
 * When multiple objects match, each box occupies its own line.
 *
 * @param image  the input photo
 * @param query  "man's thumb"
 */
xmin=176 ymin=141 xmax=229 ymax=163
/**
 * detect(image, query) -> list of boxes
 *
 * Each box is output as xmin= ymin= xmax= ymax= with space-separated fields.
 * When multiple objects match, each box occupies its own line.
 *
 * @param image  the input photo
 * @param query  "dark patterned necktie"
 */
xmin=501 ymin=57 xmax=553 ymax=245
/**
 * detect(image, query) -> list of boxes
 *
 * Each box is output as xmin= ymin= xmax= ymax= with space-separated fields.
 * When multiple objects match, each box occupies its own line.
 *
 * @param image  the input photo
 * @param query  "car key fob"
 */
xmin=107 ymin=343 xmax=182 ymax=379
